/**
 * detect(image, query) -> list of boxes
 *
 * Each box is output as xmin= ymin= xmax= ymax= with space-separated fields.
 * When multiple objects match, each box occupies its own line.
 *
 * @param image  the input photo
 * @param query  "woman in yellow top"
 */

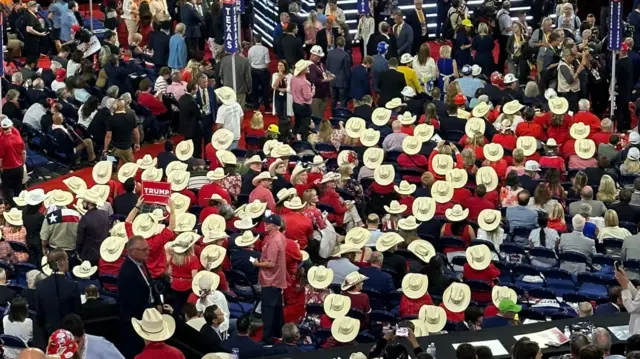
xmin=397 ymin=53 xmax=423 ymax=94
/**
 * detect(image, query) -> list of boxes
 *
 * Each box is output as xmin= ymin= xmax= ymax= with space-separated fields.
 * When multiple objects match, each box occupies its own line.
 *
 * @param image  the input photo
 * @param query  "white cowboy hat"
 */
xmin=310 ymin=155 xmax=325 ymax=166
xmin=3 ymin=208 xmax=22 ymax=226
xmin=372 ymin=108 xmax=392 ymax=126
xmin=170 ymin=232 xmax=200 ymax=254
xmin=175 ymin=213 xmax=197 ymax=233
xmin=78 ymin=187 xmax=106 ymax=206
xmin=72 ymin=260 xmax=97 ymax=278
xmin=269 ymin=159 xmax=285 ymax=177
xmin=446 ymin=168 xmax=468 ymax=189
xmin=411 ymin=320 xmax=429 ymax=338
xmin=207 ymin=168 xmax=227 ymax=182
xmin=570 ymin=123 xmax=590 ymax=140
xmin=110 ymin=222 xmax=128 ymax=238
xmin=516 ymin=136 xmax=537 ymax=156
xmin=483 ymin=143 xmax=504 ymax=162
xmin=217 ymin=150 xmax=238 ymax=166
xmin=324 ymin=293 xmax=351 ymax=318
xmin=244 ymin=155 xmax=263 ymax=166
xmin=398 ymin=215 xmax=420 ymax=230
xmin=465 ymin=118 xmax=486 ymax=138
xmin=399 ymin=112 xmax=417 ymax=126
xmin=25 ymin=189 xmax=45 ymax=206
xmin=137 ymin=154 xmax=157 ymax=170
xmin=476 ymin=167 xmax=499 ymax=192
xmin=345 ymin=117 xmax=366 ymax=139
xmin=492 ymin=285 xmax=517 ymax=308
xmin=100 ymin=236 xmax=127 ymax=262
xmin=214 ymin=86 xmax=237 ymax=105
xmin=443 ymin=282 xmax=471 ymax=313
xmin=235 ymin=230 xmax=259 ymax=248
xmin=471 ymin=64 xmax=482 ymax=76
xmin=419 ymin=305 xmax=447 ymax=333
xmin=545 ymin=138 xmax=558 ymax=147
xmin=544 ymin=88 xmax=558 ymax=100
xmin=384 ymin=200 xmax=407 ymax=214
xmin=166 ymin=161 xmax=189 ymax=179
xmin=341 ymin=271 xmax=369 ymax=291
xmin=310 ymin=45 xmax=325 ymax=57
xmin=412 ymin=197 xmax=436 ymax=222
xmin=233 ymin=217 xmax=256 ymax=231
xmin=445 ymin=204 xmax=469 ymax=222
xmin=244 ymin=200 xmax=267 ymax=219
xmin=132 ymin=214 xmax=160 ymax=239
xmin=374 ymin=165 xmax=395 ymax=186
xmin=400 ymin=53 xmax=415 ymax=64
xmin=502 ymin=100 xmax=524 ymax=115
xmin=192 ymin=270 xmax=220 ymax=296
xmin=466 ymin=244 xmax=492 ymax=270
xmin=294 ymin=59 xmax=314 ymax=76
xmin=336 ymin=244 xmax=362 ymax=257
xmin=478 ymin=209 xmax=502 ymax=232
xmin=376 ymin=232 xmax=404 ymax=252
xmin=276 ymin=188 xmax=297 ymax=205
xmin=344 ymin=227 xmax=371 ymax=249
xmin=575 ymin=139 xmax=596 ymax=159
xmin=200 ymin=244 xmax=227 ymax=269
xmin=363 ymin=148 xmax=384 ymax=169
xmin=204 ymin=230 xmax=228 ymax=245
xmin=118 ymin=163 xmax=140 ymax=183
xmin=360 ymin=128 xmax=380 ymax=147
xmin=271 ymin=144 xmax=295 ymax=158
xmin=401 ymin=86 xmax=416 ymax=98
xmin=402 ymin=273 xmax=429 ymax=299
xmin=432 ymin=154 xmax=454 ymax=176
xmin=47 ymin=189 xmax=74 ymax=207
xmin=263 ymin=140 xmax=281 ymax=157
xmin=284 ymin=196 xmax=307 ymax=210
xmin=472 ymin=102 xmax=490 ymax=118
xmin=408 ymin=240 xmax=436 ymax=263
xmin=132 ymin=308 xmax=176 ymax=342
xmin=211 ymin=129 xmax=235 ymax=151
xmin=549 ymin=97 xmax=569 ymax=115
xmin=384 ymin=98 xmax=404 ymax=110
xmin=301 ymin=250 xmax=309 ymax=261
xmin=175 ymin=140 xmax=194 ymax=161
xmin=307 ymin=266 xmax=334 ymax=289
xmin=202 ymin=214 xmax=226 ymax=236
xmin=402 ymin=136 xmax=421 ymax=155
xmin=141 ymin=167 xmax=163 ymax=182
xmin=167 ymin=193 xmax=190 ymax=214
xmin=414 ymin=124 xmax=435 ymax=142
xmin=92 ymin=161 xmax=113 ymax=185
xmin=290 ymin=164 xmax=308 ymax=185
xmin=63 ymin=176 xmax=87 ymax=195
xmin=168 ymin=170 xmax=191 ymax=192
xmin=431 ymin=181 xmax=454 ymax=204
xmin=394 ymin=180 xmax=416 ymax=195
xmin=338 ymin=150 xmax=356 ymax=167
xmin=331 ymin=317 xmax=360 ymax=343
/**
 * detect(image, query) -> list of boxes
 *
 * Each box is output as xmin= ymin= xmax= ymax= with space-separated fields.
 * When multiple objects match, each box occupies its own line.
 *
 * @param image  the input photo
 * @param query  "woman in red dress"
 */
xmin=166 ymin=233 xmax=202 ymax=312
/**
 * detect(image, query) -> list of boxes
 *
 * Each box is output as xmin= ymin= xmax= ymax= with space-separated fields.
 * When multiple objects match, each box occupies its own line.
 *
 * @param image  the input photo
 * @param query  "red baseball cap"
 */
xmin=490 ymin=71 xmax=504 ymax=86
xmin=47 ymin=329 xmax=78 ymax=359
xmin=55 ymin=68 xmax=66 ymax=82
xmin=621 ymin=42 xmax=630 ymax=53
xmin=454 ymin=93 xmax=466 ymax=106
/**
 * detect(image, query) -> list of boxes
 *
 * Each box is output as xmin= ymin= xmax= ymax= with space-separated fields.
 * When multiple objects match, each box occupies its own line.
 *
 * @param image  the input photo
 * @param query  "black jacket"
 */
xmin=353 ymin=104 xmax=373 ymax=123
xmin=240 ymin=169 xmax=260 ymax=194
xmin=35 ymin=274 xmax=82 ymax=336
xmin=405 ymin=8 xmax=428 ymax=54
xmin=315 ymin=28 xmax=339 ymax=61
xmin=200 ymin=324 xmax=225 ymax=347
xmin=23 ymin=208 xmax=44 ymax=258
xmin=376 ymin=69 xmax=406 ymax=107
xmin=278 ymin=34 xmax=304 ymax=70
xmin=117 ymin=257 xmax=162 ymax=321
xmin=178 ymin=93 xmax=203 ymax=138
xmin=147 ymin=30 xmax=171 ymax=67
xmin=180 ymin=4 xmax=205 ymax=39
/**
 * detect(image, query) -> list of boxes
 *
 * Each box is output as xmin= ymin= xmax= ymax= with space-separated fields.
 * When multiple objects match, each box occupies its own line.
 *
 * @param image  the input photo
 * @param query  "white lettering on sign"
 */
xmin=144 ymin=188 xmax=170 ymax=196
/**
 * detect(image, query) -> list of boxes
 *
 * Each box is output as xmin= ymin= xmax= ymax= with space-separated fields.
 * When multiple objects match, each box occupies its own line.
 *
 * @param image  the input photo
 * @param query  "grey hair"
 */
xmin=280 ymin=12 xmax=290 ymax=23
xmin=282 ymin=323 xmax=299 ymax=343
xmin=524 ymin=81 xmax=540 ymax=98
xmin=107 ymin=85 xmax=120 ymax=98
xmin=578 ymin=99 xmax=590 ymax=112
xmin=379 ymin=21 xmax=390 ymax=33
xmin=55 ymin=88 xmax=67 ymax=98
xmin=288 ymin=2 xmax=299 ymax=13
xmin=120 ymin=92 xmax=132 ymax=103
xmin=175 ymin=23 xmax=186 ymax=34
xmin=591 ymin=328 xmax=612 ymax=354
xmin=579 ymin=203 xmax=592 ymax=217
xmin=572 ymin=214 xmax=586 ymax=232
xmin=601 ymin=119 xmax=613 ymax=130
xmin=11 ymin=72 xmax=22 ymax=83
xmin=26 ymin=269 xmax=46 ymax=289
xmin=106 ymin=98 xmax=117 ymax=111
xmin=33 ymin=78 xmax=44 ymax=90
xmin=370 ymin=251 xmax=384 ymax=265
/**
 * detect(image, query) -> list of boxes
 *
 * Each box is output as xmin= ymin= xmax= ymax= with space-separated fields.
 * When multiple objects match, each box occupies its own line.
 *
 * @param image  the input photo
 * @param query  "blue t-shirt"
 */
xmin=481 ymin=315 xmax=512 ymax=329
xmin=583 ymin=222 xmax=597 ymax=240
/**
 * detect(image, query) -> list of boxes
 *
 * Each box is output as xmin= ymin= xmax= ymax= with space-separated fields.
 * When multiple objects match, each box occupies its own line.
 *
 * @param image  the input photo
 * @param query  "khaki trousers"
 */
xmin=124 ymin=19 xmax=139 ymax=45
xmin=113 ymin=148 xmax=134 ymax=164
xmin=236 ymin=93 xmax=247 ymax=109
xmin=311 ymin=98 xmax=328 ymax=119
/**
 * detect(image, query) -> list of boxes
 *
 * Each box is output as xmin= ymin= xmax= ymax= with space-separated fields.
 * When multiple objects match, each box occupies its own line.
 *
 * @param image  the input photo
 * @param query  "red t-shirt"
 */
xmin=452 ymin=188 xmax=472 ymax=204
xmin=524 ymin=153 xmax=541 ymax=162
xmin=492 ymin=134 xmax=517 ymax=150
xmin=295 ymin=182 xmax=315 ymax=198
xmin=285 ymin=238 xmax=302 ymax=285
xmin=135 ymin=342 xmax=185 ymax=359
xmin=488 ymin=159 xmax=508 ymax=181
xmin=204 ymin=143 xmax=220 ymax=170
xmin=319 ymin=189 xmax=347 ymax=226
xmin=344 ymin=291 xmax=371 ymax=315
xmin=515 ymin=121 xmax=546 ymax=140
xmin=398 ymin=153 xmax=429 ymax=170
xmin=180 ymin=189 xmax=197 ymax=209
xmin=464 ymin=145 xmax=485 ymax=162
xmin=539 ymin=156 xmax=566 ymax=172
xmin=215 ymin=269 xmax=230 ymax=292
xmin=484 ymin=304 xmax=500 ymax=318
xmin=401 ymin=125 xmax=414 ymax=136
xmin=283 ymin=212 xmax=313 ymax=249
xmin=572 ymin=111 xmax=601 ymax=132
xmin=440 ymin=302 xmax=465 ymax=322
xmin=398 ymin=196 xmax=414 ymax=215
xmin=372 ymin=183 xmax=395 ymax=195
xmin=170 ymin=255 xmax=201 ymax=292
xmin=398 ymin=293 xmax=433 ymax=318
xmin=0 ymin=128 xmax=24 ymax=169
xmin=198 ymin=183 xmax=232 ymax=207
xmin=199 ymin=206 xmax=219 ymax=223
xmin=484 ymin=190 xmax=500 ymax=208
xmin=560 ymin=139 xmax=576 ymax=158
xmin=435 ymin=202 xmax=454 ymax=216
xmin=592 ymin=132 xmax=612 ymax=147
xmin=138 ymin=92 xmax=167 ymax=116
xmin=245 ymin=128 xmax=266 ymax=137
xmin=462 ymin=196 xmax=495 ymax=221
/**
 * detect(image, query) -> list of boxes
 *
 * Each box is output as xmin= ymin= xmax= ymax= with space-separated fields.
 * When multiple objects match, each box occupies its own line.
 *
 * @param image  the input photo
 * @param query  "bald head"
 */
xmin=581 ymin=186 xmax=594 ymax=200
xmin=17 ymin=348 xmax=45 ymax=359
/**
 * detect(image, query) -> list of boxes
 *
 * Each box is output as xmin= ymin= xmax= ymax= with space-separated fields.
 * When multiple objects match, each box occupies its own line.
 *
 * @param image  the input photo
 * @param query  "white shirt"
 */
xmin=155 ymin=76 xmax=168 ymax=94
xmin=78 ymin=106 xmax=97 ymax=127
xmin=23 ymin=103 xmax=46 ymax=131
xmin=247 ymin=44 xmax=270 ymax=69
xmin=2 ymin=316 xmax=33 ymax=359
xmin=622 ymin=285 xmax=640 ymax=335
xmin=215 ymin=102 xmax=243 ymax=140
xmin=51 ymin=80 xmax=66 ymax=92
xmin=195 ymin=290 xmax=230 ymax=333
xmin=67 ymin=60 xmax=81 ymax=76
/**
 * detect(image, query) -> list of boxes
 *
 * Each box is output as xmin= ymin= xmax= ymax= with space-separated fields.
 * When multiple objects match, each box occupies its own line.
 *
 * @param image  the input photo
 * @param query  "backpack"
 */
xmin=442 ymin=10 xmax=457 ymax=40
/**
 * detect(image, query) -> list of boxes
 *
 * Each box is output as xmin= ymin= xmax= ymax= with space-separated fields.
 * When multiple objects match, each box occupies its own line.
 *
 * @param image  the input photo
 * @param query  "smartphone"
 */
xmin=615 ymin=261 xmax=621 ymax=271
xmin=249 ymin=257 xmax=257 ymax=263
xmin=395 ymin=327 xmax=409 ymax=337
xmin=265 ymin=210 xmax=272 ymax=217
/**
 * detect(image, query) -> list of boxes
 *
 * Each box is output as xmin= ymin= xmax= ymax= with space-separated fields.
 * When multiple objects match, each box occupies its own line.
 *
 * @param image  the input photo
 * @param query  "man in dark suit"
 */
xmin=179 ymin=83 xmax=204 ymax=158
xmin=359 ymin=251 xmax=396 ymax=293
xmin=0 ymin=269 xmax=16 ymax=306
xmin=350 ymin=56 xmax=372 ymax=102
xmin=391 ymin=9 xmax=413 ymax=56
xmin=230 ymin=237 xmax=261 ymax=284
xmin=595 ymin=287 xmax=625 ymax=315
xmin=288 ymin=2 xmax=305 ymax=42
xmin=195 ymin=73 xmax=217 ymax=156
xmin=439 ymin=103 xmax=467 ymax=139
xmin=279 ymin=23 xmax=304 ymax=71
xmin=147 ymin=23 xmax=171 ymax=68
xmin=200 ymin=305 xmax=226 ymax=348
xmin=376 ymin=57 xmax=406 ymax=107
xmin=180 ymin=0 xmax=205 ymax=56
xmin=222 ymin=315 xmax=265 ymax=359
xmin=353 ymin=95 xmax=374 ymax=123
xmin=117 ymin=236 xmax=163 ymax=359
xmin=326 ymin=36 xmax=352 ymax=110
xmin=367 ymin=22 xmax=391 ymax=60
xmin=405 ymin=0 xmax=429 ymax=55
xmin=315 ymin=18 xmax=339 ymax=61
xmin=609 ymin=189 xmax=640 ymax=224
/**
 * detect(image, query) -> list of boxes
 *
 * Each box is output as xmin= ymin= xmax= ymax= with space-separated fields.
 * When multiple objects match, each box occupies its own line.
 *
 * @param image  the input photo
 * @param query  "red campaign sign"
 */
xmin=142 ymin=181 xmax=172 ymax=205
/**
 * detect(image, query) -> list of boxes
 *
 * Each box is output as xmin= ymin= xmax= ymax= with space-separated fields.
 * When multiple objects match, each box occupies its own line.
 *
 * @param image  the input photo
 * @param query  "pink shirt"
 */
xmin=568 ymin=156 xmax=598 ymax=170
xmin=259 ymin=230 xmax=287 ymax=289
xmin=166 ymin=82 xmax=187 ymax=100
xmin=290 ymin=75 xmax=315 ymax=105
xmin=249 ymin=185 xmax=276 ymax=213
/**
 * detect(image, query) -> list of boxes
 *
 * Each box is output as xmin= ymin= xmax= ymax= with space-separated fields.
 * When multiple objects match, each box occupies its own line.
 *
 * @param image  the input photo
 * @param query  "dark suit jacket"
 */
xmin=195 ymin=85 xmax=218 ymax=120
xmin=0 ymin=286 xmax=16 ymax=306
xmin=454 ymin=321 xmax=471 ymax=331
xmin=359 ymin=266 xmax=396 ymax=294
xmin=27 ymin=89 xmax=47 ymax=107
xmin=353 ymin=104 xmax=373 ymax=123
xmin=382 ymin=252 xmax=406 ymax=288
xmin=181 ymin=4 xmax=205 ymax=39
xmin=289 ymin=13 xmax=305 ymax=41
xmin=366 ymin=32 xmax=388 ymax=59
xmin=58 ymin=98 xmax=79 ymax=121
xmin=200 ymin=324 xmax=225 ymax=348
xmin=240 ymin=169 xmax=260 ymax=194
xmin=35 ymin=274 xmax=82 ymax=335
xmin=230 ymin=249 xmax=261 ymax=284
xmin=270 ymin=343 xmax=304 ymax=355
xmin=157 ymin=151 xmax=178 ymax=174
xmin=392 ymin=22 xmax=413 ymax=55
xmin=148 ymin=30 xmax=171 ymax=67
xmin=595 ymin=302 xmax=622 ymax=315
xmin=221 ymin=335 xmax=265 ymax=359
xmin=279 ymin=34 xmax=304 ymax=70
xmin=178 ymin=93 xmax=203 ymax=138
xmin=349 ymin=65 xmax=370 ymax=100
xmin=405 ymin=8 xmax=428 ymax=54
xmin=518 ymin=174 xmax=539 ymax=197
xmin=315 ymin=28 xmax=339 ymax=60
xmin=40 ymin=69 xmax=55 ymax=88
xmin=326 ymin=48 xmax=351 ymax=88
xmin=608 ymin=202 xmax=640 ymax=224
xmin=117 ymin=257 xmax=162 ymax=322
xmin=439 ymin=115 xmax=466 ymax=138
xmin=377 ymin=69 xmax=406 ymax=106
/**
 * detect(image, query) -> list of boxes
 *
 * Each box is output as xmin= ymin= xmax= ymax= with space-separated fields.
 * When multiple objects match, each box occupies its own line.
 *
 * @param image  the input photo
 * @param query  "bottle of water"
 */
xmin=564 ymin=326 xmax=571 ymax=339
xmin=232 ymin=348 xmax=239 ymax=359
xmin=430 ymin=343 xmax=437 ymax=359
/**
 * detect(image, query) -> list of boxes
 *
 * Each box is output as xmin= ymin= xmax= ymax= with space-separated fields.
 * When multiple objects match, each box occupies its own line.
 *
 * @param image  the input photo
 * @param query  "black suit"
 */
xmin=289 ymin=13 xmax=305 ymax=41
xmin=608 ymin=202 xmax=640 ymax=224
xmin=439 ymin=115 xmax=466 ymax=139
xmin=353 ymin=104 xmax=373 ymax=123
xmin=279 ymin=34 xmax=304 ymax=70
xmin=0 ymin=286 xmax=15 ymax=306
xmin=200 ymin=324 xmax=225 ymax=347
xmin=376 ymin=69 xmax=406 ymax=107
xmin=240 ymin=169 xmax=260 ymax=194
xmin=178 ymin=93 xmax=204 ymax=158
xmin=315 ymin=28 xmax=339 ymax=61
xmin=366 ymin=32 xmax=389 ymax=59
xmin=405 ymin=8 xmax=429 ymax=55
xmin=147 ymin=30 xmax=171 ymax=67
xmin=35 ymin=274 xmax=82 ymax=337
xmin=518 ymin=174 xmax=539 ymax=197
xmin=180 ymin=4 xmax=205 ymax=54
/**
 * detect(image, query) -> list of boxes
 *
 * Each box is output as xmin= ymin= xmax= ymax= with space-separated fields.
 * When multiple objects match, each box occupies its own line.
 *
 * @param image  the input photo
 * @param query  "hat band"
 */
xmin=140 ymin=322 xmax=166 ymax=334
xmin=339 ymin=324 xmax=354 ymax=335
xmin=426 ymin=316 xmax=440 ymax=324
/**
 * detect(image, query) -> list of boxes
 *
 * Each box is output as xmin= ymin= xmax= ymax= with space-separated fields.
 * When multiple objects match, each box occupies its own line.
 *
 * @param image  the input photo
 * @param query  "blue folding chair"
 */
xmin=510 ymin=226 xmax=535 ymax=246
xmin=518 ymin=308 xmax=547 ymax=321
xmin=543 ymin=268 xmax=576 ymax=296
xmin=292 ymin=141 xmax=315 ymax=153
xmin=470 ymin=239 xmax=496 ymax=253
xmin=385 ymin=151 xmax=402 ymax=163
xmin=362 ymin=288 xmax=385 ymax=310
xmin=348 ymin=308 xmax=366 ymax=322
xmin=442 ymin=236 xmax=467 ymax=252
xmin=493 ymin=261 xmax=513 ymax=285
xmin=513 ymin=264 xmax=542 ymax=290
xmin=559 ymin=251 xmax=593 ymax=272
xmin=563 ymin=292 xmax=589 ymax=303
xmin=356 ymin=333 xmax=376 ymax=343
xmin=315 ymin=143 xmax=338 ymax=157
xmin=14 ymin=263 xmax=36 ymax=286
xmin=245 ymin=136 xmax=261 ymax=150
xmin=332 ymin=108 xmax=353 ymax=119
xmin=329 ymin=117 xmax=342 ymax=128
xmin=621 ymin=175 xmax=640 ymax=187
xmin=0 ymin=334 xmax=27 ymax=350
xmin=313 ymin=329 xmax=331 ymax=348
xmin=465 ymin=280 xmax=492 ymax=305
xmin=529 ymin=247 xmax=558 ymax=268
xmin=528 ymin=288 xmax=557 ymax=300
xmin=500 ymin=243 xmax=527 ymax=264
xmin=443 ymin=130 xmax=465 ymax=142
xmin=577 ymin=272 xmax=608 ymax=300
xmin=370 ymin=310 xmax=397 ymax=325
xmin=620 ymin=221 xmax=638 ymax=235
xmin=602 ymin=239 xmax=623 ymax=255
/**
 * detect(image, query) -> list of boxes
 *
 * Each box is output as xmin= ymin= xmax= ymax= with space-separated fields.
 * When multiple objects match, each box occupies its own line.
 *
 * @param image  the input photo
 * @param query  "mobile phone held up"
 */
xmin=395 ymin=327 xmax=409 ymax=337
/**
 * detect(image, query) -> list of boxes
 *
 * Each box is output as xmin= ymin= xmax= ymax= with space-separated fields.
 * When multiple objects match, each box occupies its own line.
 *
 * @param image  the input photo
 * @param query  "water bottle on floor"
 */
xmin=232 ymin=348 xmax=239 ymax=359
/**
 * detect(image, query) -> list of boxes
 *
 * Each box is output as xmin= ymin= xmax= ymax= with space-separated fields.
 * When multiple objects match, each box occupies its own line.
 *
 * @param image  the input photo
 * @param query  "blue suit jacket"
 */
xmin=221 ymin=335 xmax=265 ymax=359
xmin=359 ymin=266 xmax=395 ymax=294
xmin=180 ymin=4 xmax=204 ymax=39
xmin=393 ymin=22 xmax=413 ymax=56
xmin=195 ymin=85 xmax=218 ymax=120
xmin=326 ymin=48 xmax=352 ymax=89
xmin=349 ymin=64 xmax=371 ymax=100
xmin=595 ymin=302 xmax=621 ymax=315
xmin=372 ymin=54 xmax=389 ymax=92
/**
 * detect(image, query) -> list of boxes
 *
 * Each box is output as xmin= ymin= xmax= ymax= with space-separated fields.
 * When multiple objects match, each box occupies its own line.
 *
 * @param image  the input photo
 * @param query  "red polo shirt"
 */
xmin=452 ymin=188 xmax=472 ymax=204
xmin=283 ymin=211 xmax=313 ymax=249
xmin=435 ymin=202 xmax=454 ymax=216
xmin=198 ymin=182 xmax=232 ymax=207
xmin=484 ymin=190 xmax=500 ymax=208
xmin=398 ymin=153 xmax=429 ymax=170
xmin=515 ymin=121 xmax=546 ymax=140
xmin=199 ymin=206 xmax=219 ymax=223
xmin=462 ymin=196 xmax=495 ymax=220
xmin=135 ymin=342 xmax=185 ymax=359
xmin=137 ymin=92 xmax=168 ymax=116
xmin=592 ymin=132 xmax=612 ymax=147
xmin=524 ymin=153 xmax=541 ymax=162
xmin=125 ymin=222 xmax=176 ymax=279
xmin=492 ymin=134 xmax=517 ymax=150
xmin=0 ymin=128 xmax=24 ymax=169
xmin=572 ymin=111 xmax=601 ymax=132
xmin=285 ymin=237 xmax=302 ymax=285
xmin=539 ymin=156 xmax=566 ymax=172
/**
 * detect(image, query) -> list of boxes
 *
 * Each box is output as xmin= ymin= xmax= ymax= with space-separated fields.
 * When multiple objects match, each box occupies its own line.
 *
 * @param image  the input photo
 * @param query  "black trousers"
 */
xmin=260 ymin=286 xmax=284 ymax=344
xmin=292 ymin=102 xmax=311 ymax=141
xmin=616 ymin=95 xmax=632 ymax=132
xmin=1 ymin=166 xmax=23 ymax=207
xmin=251 ymin=68 xmax=271 ymax=109
xmin=559 ymin=91 xmax=579 ymax=113
xmin=498 ymin=35 xmax=510 ymax=73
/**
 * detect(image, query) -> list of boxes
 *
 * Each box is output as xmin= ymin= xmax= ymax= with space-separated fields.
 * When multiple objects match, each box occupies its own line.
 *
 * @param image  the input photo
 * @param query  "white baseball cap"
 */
xmin=504 ymin=74 xmax=517 ymax=84
xmin=630 ymin=132 xmax=640 ymax=145
xmin=524 ymin=160 xmax=541 ymax=172
xmin=1 ymin=118 xmax=12 ymax=129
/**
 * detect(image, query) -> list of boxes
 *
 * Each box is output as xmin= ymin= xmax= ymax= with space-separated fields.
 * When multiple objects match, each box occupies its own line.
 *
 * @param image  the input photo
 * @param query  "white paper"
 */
xmin=608 ymin=325 xmax=631 ymax=340
xmin=514 ymin=327 xmax=569 ymax=348
xmin=452 ymin=340 xmax=509 ymax=356
xmin=249 ymin=257 xmax=256 ymax=263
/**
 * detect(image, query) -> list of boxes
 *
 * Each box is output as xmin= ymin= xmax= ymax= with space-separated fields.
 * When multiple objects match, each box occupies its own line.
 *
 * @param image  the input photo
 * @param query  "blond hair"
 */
xmin=549 ymin=202 xmax=565 ymax=223
xmin=250 ymin=111 xmax=264 ymax=130
xmin=439 ymin=45 xmax=452 ymax=59
xmin=604 ymin=209 xmax=619 ymax=228
xmin=623 ymin=157 xmax=640 ymax=174
xmin=596 ymin=175 xmax=617 ymax=203
xmin=318 ymin=120 xmax=333 ymax=142
xmin=477 ymin=23 xmax=489 ymax=35
xmin=512 ymin=148 xmax=525 ymax=165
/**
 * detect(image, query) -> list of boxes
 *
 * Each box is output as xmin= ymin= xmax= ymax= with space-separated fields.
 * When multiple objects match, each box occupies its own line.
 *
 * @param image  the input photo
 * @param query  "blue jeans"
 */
xmin=331 ymin=87 xmax=348 ymax=111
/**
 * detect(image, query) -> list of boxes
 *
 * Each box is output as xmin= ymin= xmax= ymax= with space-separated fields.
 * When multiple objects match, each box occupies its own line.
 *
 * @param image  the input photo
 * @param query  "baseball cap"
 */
xmin=454 ymin=93 xmax=466 ymax=106
xmin=524 ymin=160 xmax=541 ymax=172
xmin=265 ymin=214 xmax=282 ymax=227
xmin=47 ymin=329 xmax=78 ymax=359
xmin=498 ymin=299 xmax=522 ymax=313
xmin=629 ymin=147 xmax=640 ymax=161
xmin=267 ymin=124 xmax=280 ymax=134
xmin=630 ymin=132 xmax=640 ymax=145
xmin=461 ymin=65 xmax=472 ymax=76
xmin=377 ymin=41 xmax=389 ymax=55
xmin=55 ymin=68 xmax=66 ymax=82
xmin=1 ymin=118 xmax=13 ymax=129
xmin=504 ymin=73 xmax=517 ymax=84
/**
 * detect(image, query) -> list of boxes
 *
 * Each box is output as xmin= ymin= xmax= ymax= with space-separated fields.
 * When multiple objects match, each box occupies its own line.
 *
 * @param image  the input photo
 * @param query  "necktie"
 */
xmin=417 ymin=9 xmax=424 ymax=23
xmin=395 ymin=24 xmax=401 ymax=37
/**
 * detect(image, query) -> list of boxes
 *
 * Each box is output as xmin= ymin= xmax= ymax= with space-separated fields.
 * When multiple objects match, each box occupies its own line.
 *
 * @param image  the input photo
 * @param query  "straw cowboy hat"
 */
xmin=344 ymin=227 xmax=371 ymax=248
xmin=385 ymin=98 xmax=404 ymax=110
xmin=399 ymin=112 xmax=417 ymax=126
xmin=331 ymin=317 xmax=360 ymax=343
xmin=516 ymin=136 xmax=537 ymax=156
xmin=132 ymin=308 xmax=176 ymax=342
xmin=204 ymin=230 xmax=229 ymax=245
xmin=100 ymin=236 xmax=127 ymax=263
xmin=216 ymin=150 xmax=238 ymax=166
xmin=402 ymin=136 xmax=422 ymax=155
xmin=465 ymin=118 xmax=486 ymax=138
xmin=263 ymin=140 xmax=280 ymax=156
xmin=293 ymin=60 xmax=313 ymax=76
xmin=476 ymin=167 xmax=499 ymax=192
xmin=324 ymin=294 xmax=351 ymax=318
xmin=271 ymin=144 xmax=295 ymax=158
xmin=118 ymin=163 xmax=140 ymax=183
xmin=168 ymin=170 xmax=191 ymax=192
xmin=419 ymin=305 xmax=447 ymax=333
xmin=575 ymin=139 xmax=596 ymax=159
xmin=207 ymin=168 xmax=227 ymax=182
xmin=192 ymin=270 xmax=220 ymax=296
xmin=169 ymin=232 xmax=200 ymax=254
xmin=92 ymin=161 xmax=113 ymax=185
xmin=167 ymin=193 xmax=190 ymax=214
xmin=12 ymin=191 xmax=28 ymax=207
xmin=400 ymin=53 xmax=415 ymax=64
xmin=166 ymin=161 xmax=189 ymax=179
xmin=345 ymin=117 xmax=366 ymax=138
xmin=394 ymin=180 xmax=416 ymax=195
xmin=3 ymin=208 xmax=22 ymax=226
xmin=233 ymin=217 xmax=256 ymax=231
xmin=374 ymin=164 xmax=395 ymax=186
xmin=414 ymin=124 xmax=435 ymax=142
xmin=137 ymin=154 xmax=157 ymax=170
xmin=502 ymin=100 xmax=524 ymax=115
xmin=307 ymin=266 xmax=334 ymax=289
xmin=202 ymin=354 xmax=232 ymax=359
xmin=360 ymin=128 xmax=380 ymax=147
xmin=290 ymin=164 xmax=308 ymax=185
xmin=545 ymin=138 xmax=558 ymax=147
xmin=549 ymin=97 xmax=569 ymax=115
xmin=110 ymin=222 xmax=128 ymax=238
xmin=402 ymin=273 xmax=429 ymax=299
xmin=132 ymin=214 xmax=160 ymax=239
xmin=483 ymin=143 xmax=504 ymax=162
xmin=376 ymin=232 xmax=404 ymax=252
xmin=276 ymin=188 xmax=297 ymax=205
xmin=284 ymin=196 xmax=307 ymax=210
xmin=411 ymin=320 xmax=429 ymax=338
xmin=472 ymin=102 xmax=490 ymax=118
xmin=74 ymin=199 xmax=87 ymax=216
xmin=446 ymin=168 xmax=468 ymax=189
xmin=200 ymin=244 xmax=227 ymax=269
xmin=63 ymin=176 xmax=87 ymax=195
xmin=408 ymin=240 xmax=436 ymax=263
xmin=214 ymin=86 xmax=237 ymax=105
xmin=432 ymin=154 xmax=454 ymax=176
xmin=301 ymin=250 xmax=309 ymax=261
xmin=235 ymin=230 xmax=259 ymax=248
xmin=175 ymin=140 xmax=194 ymax=161
xmin=384 ymin=200 xmax=407 ymax=214
xmin=372 ymin=107 xmax=392 ymax=126
xmin=25 ymin=189 xmax=46 ymax=206
xmin=336 ymin=244 xmax=362 ymax=257
xmin=244 ymin=155 xmax=263 ymax=167
xmin=141 ymin=167 xmax=163 ymax=182
xmin=338 ymin=150 xmax=357 ymax=167
xmin=492 ymin=285 xmax=517 ymax=308
xmin=398 ymin=216 xmax=420 ymax=231
xmin=363 ymin=148 xmax=384 ymax=169
xmin=211 ymin=129 xmax=235 ymax=151
xmin=78 ymin=187 xmax=106 ymax=206
xmin=341 ymin=271 xmax=369 ymax=291
xmin=202 ymin=214 xmax=226 ymax=235
xmin=478 ymin=209 xmax=502 ymax=232
xmin=269 ymin=159 xmax=285 ymax=177
xmin=72 ymin=260 xmax=97 ymax=279
xmin=446 ymin=204 xmax=469 ymax=222
xmin=431 ymin=181 xmax=454 ymax=204
xmin=412 ymin=197 xmax=436 ymax=222
xmin=466 ymin=244 xmax=492 ymax=270
xmin=244 ymin=200 xmax=267 ymax=219
xmin=570 ymin=123 xmax=590 ymax=140
xmin=47 ymin=189 xmax=74 ymax=207
xmin=443 ymin=282 xmax=471 ymax=312
xmin=175 ymin=213 xmax=197 ymax=233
